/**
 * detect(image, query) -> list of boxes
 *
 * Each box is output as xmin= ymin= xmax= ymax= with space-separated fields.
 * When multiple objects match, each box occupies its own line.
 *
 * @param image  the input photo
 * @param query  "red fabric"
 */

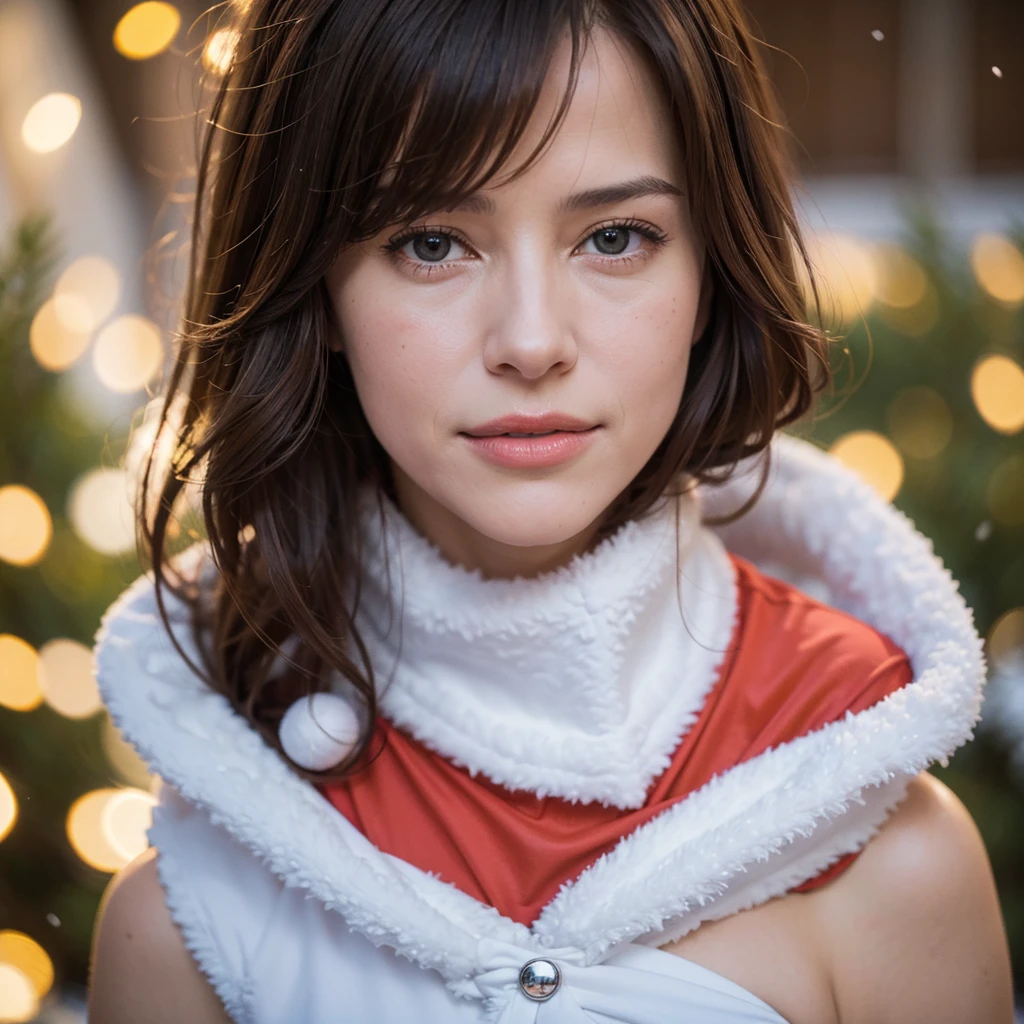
xmin=318 ymin=554 xmax=913 ymax=926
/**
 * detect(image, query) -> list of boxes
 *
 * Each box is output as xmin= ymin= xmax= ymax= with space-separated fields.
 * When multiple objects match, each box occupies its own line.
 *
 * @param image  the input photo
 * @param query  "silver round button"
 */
xmin=518 ymin=958 xmax=560 ymax=1001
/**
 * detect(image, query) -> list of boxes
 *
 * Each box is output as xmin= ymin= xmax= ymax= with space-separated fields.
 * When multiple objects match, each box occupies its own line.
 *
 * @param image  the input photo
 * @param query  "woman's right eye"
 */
xmin=383 ymin=228 xmax=472 ymax=268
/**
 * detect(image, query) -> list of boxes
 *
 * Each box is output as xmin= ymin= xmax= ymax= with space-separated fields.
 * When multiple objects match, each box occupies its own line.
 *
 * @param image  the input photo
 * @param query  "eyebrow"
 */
xmin=446 ymin=175 xmax=684 ymax=216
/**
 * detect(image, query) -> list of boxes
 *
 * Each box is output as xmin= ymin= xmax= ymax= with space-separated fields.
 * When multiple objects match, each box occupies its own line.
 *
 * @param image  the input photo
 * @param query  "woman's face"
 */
xmin=325 ymin=27 xmax=710 ymax=578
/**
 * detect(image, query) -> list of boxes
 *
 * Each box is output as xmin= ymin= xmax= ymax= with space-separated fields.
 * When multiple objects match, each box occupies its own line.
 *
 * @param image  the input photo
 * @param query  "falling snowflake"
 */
xmin=975 ymin=520 xmax=993 ymax=541
xmin=992 ymin=66 xmax=1003 ymax=78
xmin=871 ymin=29 xmax=885 ymax=41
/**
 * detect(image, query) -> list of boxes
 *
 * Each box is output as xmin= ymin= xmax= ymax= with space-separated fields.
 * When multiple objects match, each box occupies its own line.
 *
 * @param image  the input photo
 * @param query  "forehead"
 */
xmin=485 ymin=26 xmax=683 ymax=199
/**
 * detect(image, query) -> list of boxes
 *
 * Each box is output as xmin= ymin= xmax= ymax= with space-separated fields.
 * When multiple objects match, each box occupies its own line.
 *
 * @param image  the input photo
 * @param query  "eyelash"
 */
xmin=380 ymin=218 xmax=670 ymax=279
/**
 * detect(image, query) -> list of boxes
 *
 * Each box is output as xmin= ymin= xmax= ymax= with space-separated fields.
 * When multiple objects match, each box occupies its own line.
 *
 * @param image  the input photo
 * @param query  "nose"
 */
xmin=482 ymin=255 xmax=578 ymax=381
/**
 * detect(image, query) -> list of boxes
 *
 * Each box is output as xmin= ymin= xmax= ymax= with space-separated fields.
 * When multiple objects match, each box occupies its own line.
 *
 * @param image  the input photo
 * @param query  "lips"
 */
xmin=463 ymin=413 xmax=596 ymax=437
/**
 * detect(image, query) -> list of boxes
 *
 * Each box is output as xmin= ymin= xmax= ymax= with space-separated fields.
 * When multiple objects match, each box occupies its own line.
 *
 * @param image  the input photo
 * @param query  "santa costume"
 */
xmin=93 ymin=434 xmax=986 ymax=1023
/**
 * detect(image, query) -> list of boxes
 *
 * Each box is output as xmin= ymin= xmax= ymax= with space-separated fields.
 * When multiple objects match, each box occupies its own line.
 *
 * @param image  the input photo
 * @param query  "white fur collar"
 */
xmin=93 ymin=434 xmax=986 ymax=1002
xmin=355 ymin=485 xmax=737 ymax=808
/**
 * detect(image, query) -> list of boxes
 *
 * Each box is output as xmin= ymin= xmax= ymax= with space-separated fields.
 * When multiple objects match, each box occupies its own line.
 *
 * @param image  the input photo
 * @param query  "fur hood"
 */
xmin=92 ymin=433 xmax=986 ymax=1008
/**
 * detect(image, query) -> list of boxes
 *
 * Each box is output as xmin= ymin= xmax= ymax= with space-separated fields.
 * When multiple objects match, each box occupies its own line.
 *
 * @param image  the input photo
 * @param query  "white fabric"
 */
xmin=357 ymin=484 xmax=739 ymax=808
xmin=93 ymin=434 xmax=987 ymax=1023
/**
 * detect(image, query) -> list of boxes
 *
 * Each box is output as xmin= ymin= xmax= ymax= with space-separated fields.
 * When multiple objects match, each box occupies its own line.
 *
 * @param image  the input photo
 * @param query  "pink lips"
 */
xmin=461 ymin=413 xmax=600 ymax=469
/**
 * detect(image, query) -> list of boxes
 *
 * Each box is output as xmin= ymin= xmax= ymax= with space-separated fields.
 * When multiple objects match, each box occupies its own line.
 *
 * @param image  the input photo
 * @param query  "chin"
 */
xmin=459 ymin=478 xmax=618 ymax=549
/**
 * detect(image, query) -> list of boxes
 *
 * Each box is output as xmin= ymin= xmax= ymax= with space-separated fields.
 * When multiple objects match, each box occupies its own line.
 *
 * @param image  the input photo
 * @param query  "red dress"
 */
xmin=319 ymin=554 xmax=913 ymax=926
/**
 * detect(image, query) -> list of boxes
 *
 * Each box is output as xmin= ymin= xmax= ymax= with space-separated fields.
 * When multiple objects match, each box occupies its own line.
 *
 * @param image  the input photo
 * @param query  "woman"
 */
xmin=87 ymin=0 xmax=1014 ymax=1021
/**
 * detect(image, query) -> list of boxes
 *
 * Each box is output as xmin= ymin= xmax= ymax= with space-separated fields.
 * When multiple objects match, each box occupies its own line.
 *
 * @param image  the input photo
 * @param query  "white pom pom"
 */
xmin=278 ymin=693 xmax=360 ymax=771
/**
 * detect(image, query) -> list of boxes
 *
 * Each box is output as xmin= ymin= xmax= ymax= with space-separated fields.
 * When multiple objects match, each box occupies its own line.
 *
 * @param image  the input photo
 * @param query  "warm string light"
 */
xmin=68 ymin=468 xmax=136 ymax=556
xmin=203 ymin=27 xmax=241 ymax=74
xmin=0 ymin=637 xmax=43 ymax=713
xmin=0 ymin=486 xmax=52 ymax=567
xmin=0 ymin=933 xmax=54 ymax=1006
xmin=828 ymin=431 xmax=904 ymax=502
xmin=37 ymin=640 xmax=102 ymax=719
xmin=21 ymin=94 xmax=81 ymax=155
xmin=92 ymin=314 xmax=163 ymax=392
xmin=66 ymin=788 xmax=157 ymax=872
xmin=971 ymin=354 xmax=1024 ymax=435
xmin=113 ymin=2 xmax=181 ymax=60
xmin=0 ymin=773 xmax=17 ymax=844
xmin=971 ymin=233 xmax=1024 ymax=307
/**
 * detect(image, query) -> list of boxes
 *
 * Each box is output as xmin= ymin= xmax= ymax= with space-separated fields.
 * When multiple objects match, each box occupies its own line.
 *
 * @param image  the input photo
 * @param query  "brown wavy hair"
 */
xmin=138 ymin=0 xmax=830 ymax=780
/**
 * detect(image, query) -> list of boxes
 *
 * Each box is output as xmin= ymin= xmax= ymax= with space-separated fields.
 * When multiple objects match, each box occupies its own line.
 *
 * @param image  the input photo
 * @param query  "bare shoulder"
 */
xmin=814 ymin=771 xmax=1014 ymax=1024
xmin=88 ymin=847 xmax=234 ymax=1024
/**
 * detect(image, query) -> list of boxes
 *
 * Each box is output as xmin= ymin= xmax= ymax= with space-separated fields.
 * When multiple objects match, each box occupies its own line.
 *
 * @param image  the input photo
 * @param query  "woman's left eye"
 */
xmin=576 ymin=221 xmax=669 ymax=263
xmin=580 ymin=226 xmax=644 ymax=257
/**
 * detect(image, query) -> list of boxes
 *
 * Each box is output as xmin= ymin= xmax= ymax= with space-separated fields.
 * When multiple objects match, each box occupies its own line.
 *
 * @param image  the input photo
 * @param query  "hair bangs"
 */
xmin=344 ymin=1 xmax=593 ymax=240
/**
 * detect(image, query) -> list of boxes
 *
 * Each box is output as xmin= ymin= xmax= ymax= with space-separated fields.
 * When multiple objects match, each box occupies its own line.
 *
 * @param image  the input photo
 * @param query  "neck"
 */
xmin=389 ymin=464 xmax=607 ymax=580
xmin=352 ymin=482 xmax=740 ymax=806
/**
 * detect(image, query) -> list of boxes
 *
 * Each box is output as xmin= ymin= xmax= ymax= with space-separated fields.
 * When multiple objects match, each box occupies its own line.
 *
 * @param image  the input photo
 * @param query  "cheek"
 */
xmin=591 ymin=282 xmax=697 ymax=425
xmin=331 ymin=273 xmax=466 ymax=457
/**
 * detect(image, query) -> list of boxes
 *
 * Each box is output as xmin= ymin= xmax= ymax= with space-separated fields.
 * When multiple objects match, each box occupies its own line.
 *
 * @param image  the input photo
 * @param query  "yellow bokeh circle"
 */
xmin=0 ymin=963 xmax=38 ymax=1024
xmin=0 ymin=636 xmax=43 ymax=713
xmin=0 ymin=932 xmax=53 ymax=1002
xmin=0 ymin=486 xmax=52 ymax=567
xmin=971 ymin=354 xmax=1024 ymax=435
xmin=828 ymin=431 xmax=904 ymax=502
xmin=0 ymin=772 xmax=17 ymax=845
xmin=93 ymin=315 xmax=163 ymax=393
xmin=971 ymin=233 xmax=1024 ymax=307
xmin=38 ymin=639 xmax=102 ymax=719
xmin=53 ymin=256 xmax=121 ymax=334
xmin=114 ymin=2 xmax=181 ymax=60
xmin=29 ymin=299 xmax=92 ymax=372
xmin=66 ymin=788 xmax=156 ymax=873
xmin=21 ymin=93 xmax=81 ymax=154
xmin=68 ymin=468 xmax=136 ymax=556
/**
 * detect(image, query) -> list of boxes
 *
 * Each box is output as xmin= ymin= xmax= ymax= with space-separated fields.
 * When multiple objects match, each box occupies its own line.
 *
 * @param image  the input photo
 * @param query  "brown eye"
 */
xmin=592 ymin=227 xmax=630 ymax=255
xmin=412 ymin=233 xmax=452 ymax=261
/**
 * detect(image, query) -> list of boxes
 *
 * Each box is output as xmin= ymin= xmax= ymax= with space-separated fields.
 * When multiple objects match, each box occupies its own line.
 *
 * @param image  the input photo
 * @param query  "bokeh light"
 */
xmin=28 ymin=299 xmax=91 ymax=372
xmin=0 ymin=932 xmax=54 ymax=1002
xmin=886 ymin=386 xmax=953 ymax=459
xmin=803 ymin=233 xmax=878 ymax=326
xmin=0 ymin=637 xmax=43 ymax=713
xmin=66 ymin=788 xmax=156 ymax=872
xmin=989 ymin=608 xmax=1024 ymax=673
xmin=113 ymin=2 xmax=181 ymax=60
xmin=101 ymin=713 xmax=154 ymax=790
xmin=829 ymin=431 xmax=904 ymax=502
xmin=53 ymin=256 xmax=121 ymax=334
xmin=0 ymin=773 xmax=17 ymax=845
xmin=20 ymin=93 xmax=81 ymax=154
xmin=872 ymin=243 xmax=929 ymax=309
xmin=971 ymin=354 xmax=1024 ymax=434
xmin=203 ymin=27 xmax=240 ymax=74
xmin=0 ymin=963 xmax=38 ymax=1024
xmin=68 ymin=468 xmax=135 ymax=556
xmin=971 ymin=233 xmax=1024 ymax=307
xmin=987 ymin=455 xmax=1024 ymax=526
xmin=37 ymin=640 xmax=101 ymax=719
xmin=93 ymin=314 xmax=163 ymax=393
xmin=0 ymin=486 xmax=52 ymax=566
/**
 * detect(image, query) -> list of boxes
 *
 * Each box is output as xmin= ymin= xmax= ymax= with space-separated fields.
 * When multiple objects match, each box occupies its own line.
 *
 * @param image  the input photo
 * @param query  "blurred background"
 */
xmin=0 ymin=0 xmax=1022 ymax=1020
